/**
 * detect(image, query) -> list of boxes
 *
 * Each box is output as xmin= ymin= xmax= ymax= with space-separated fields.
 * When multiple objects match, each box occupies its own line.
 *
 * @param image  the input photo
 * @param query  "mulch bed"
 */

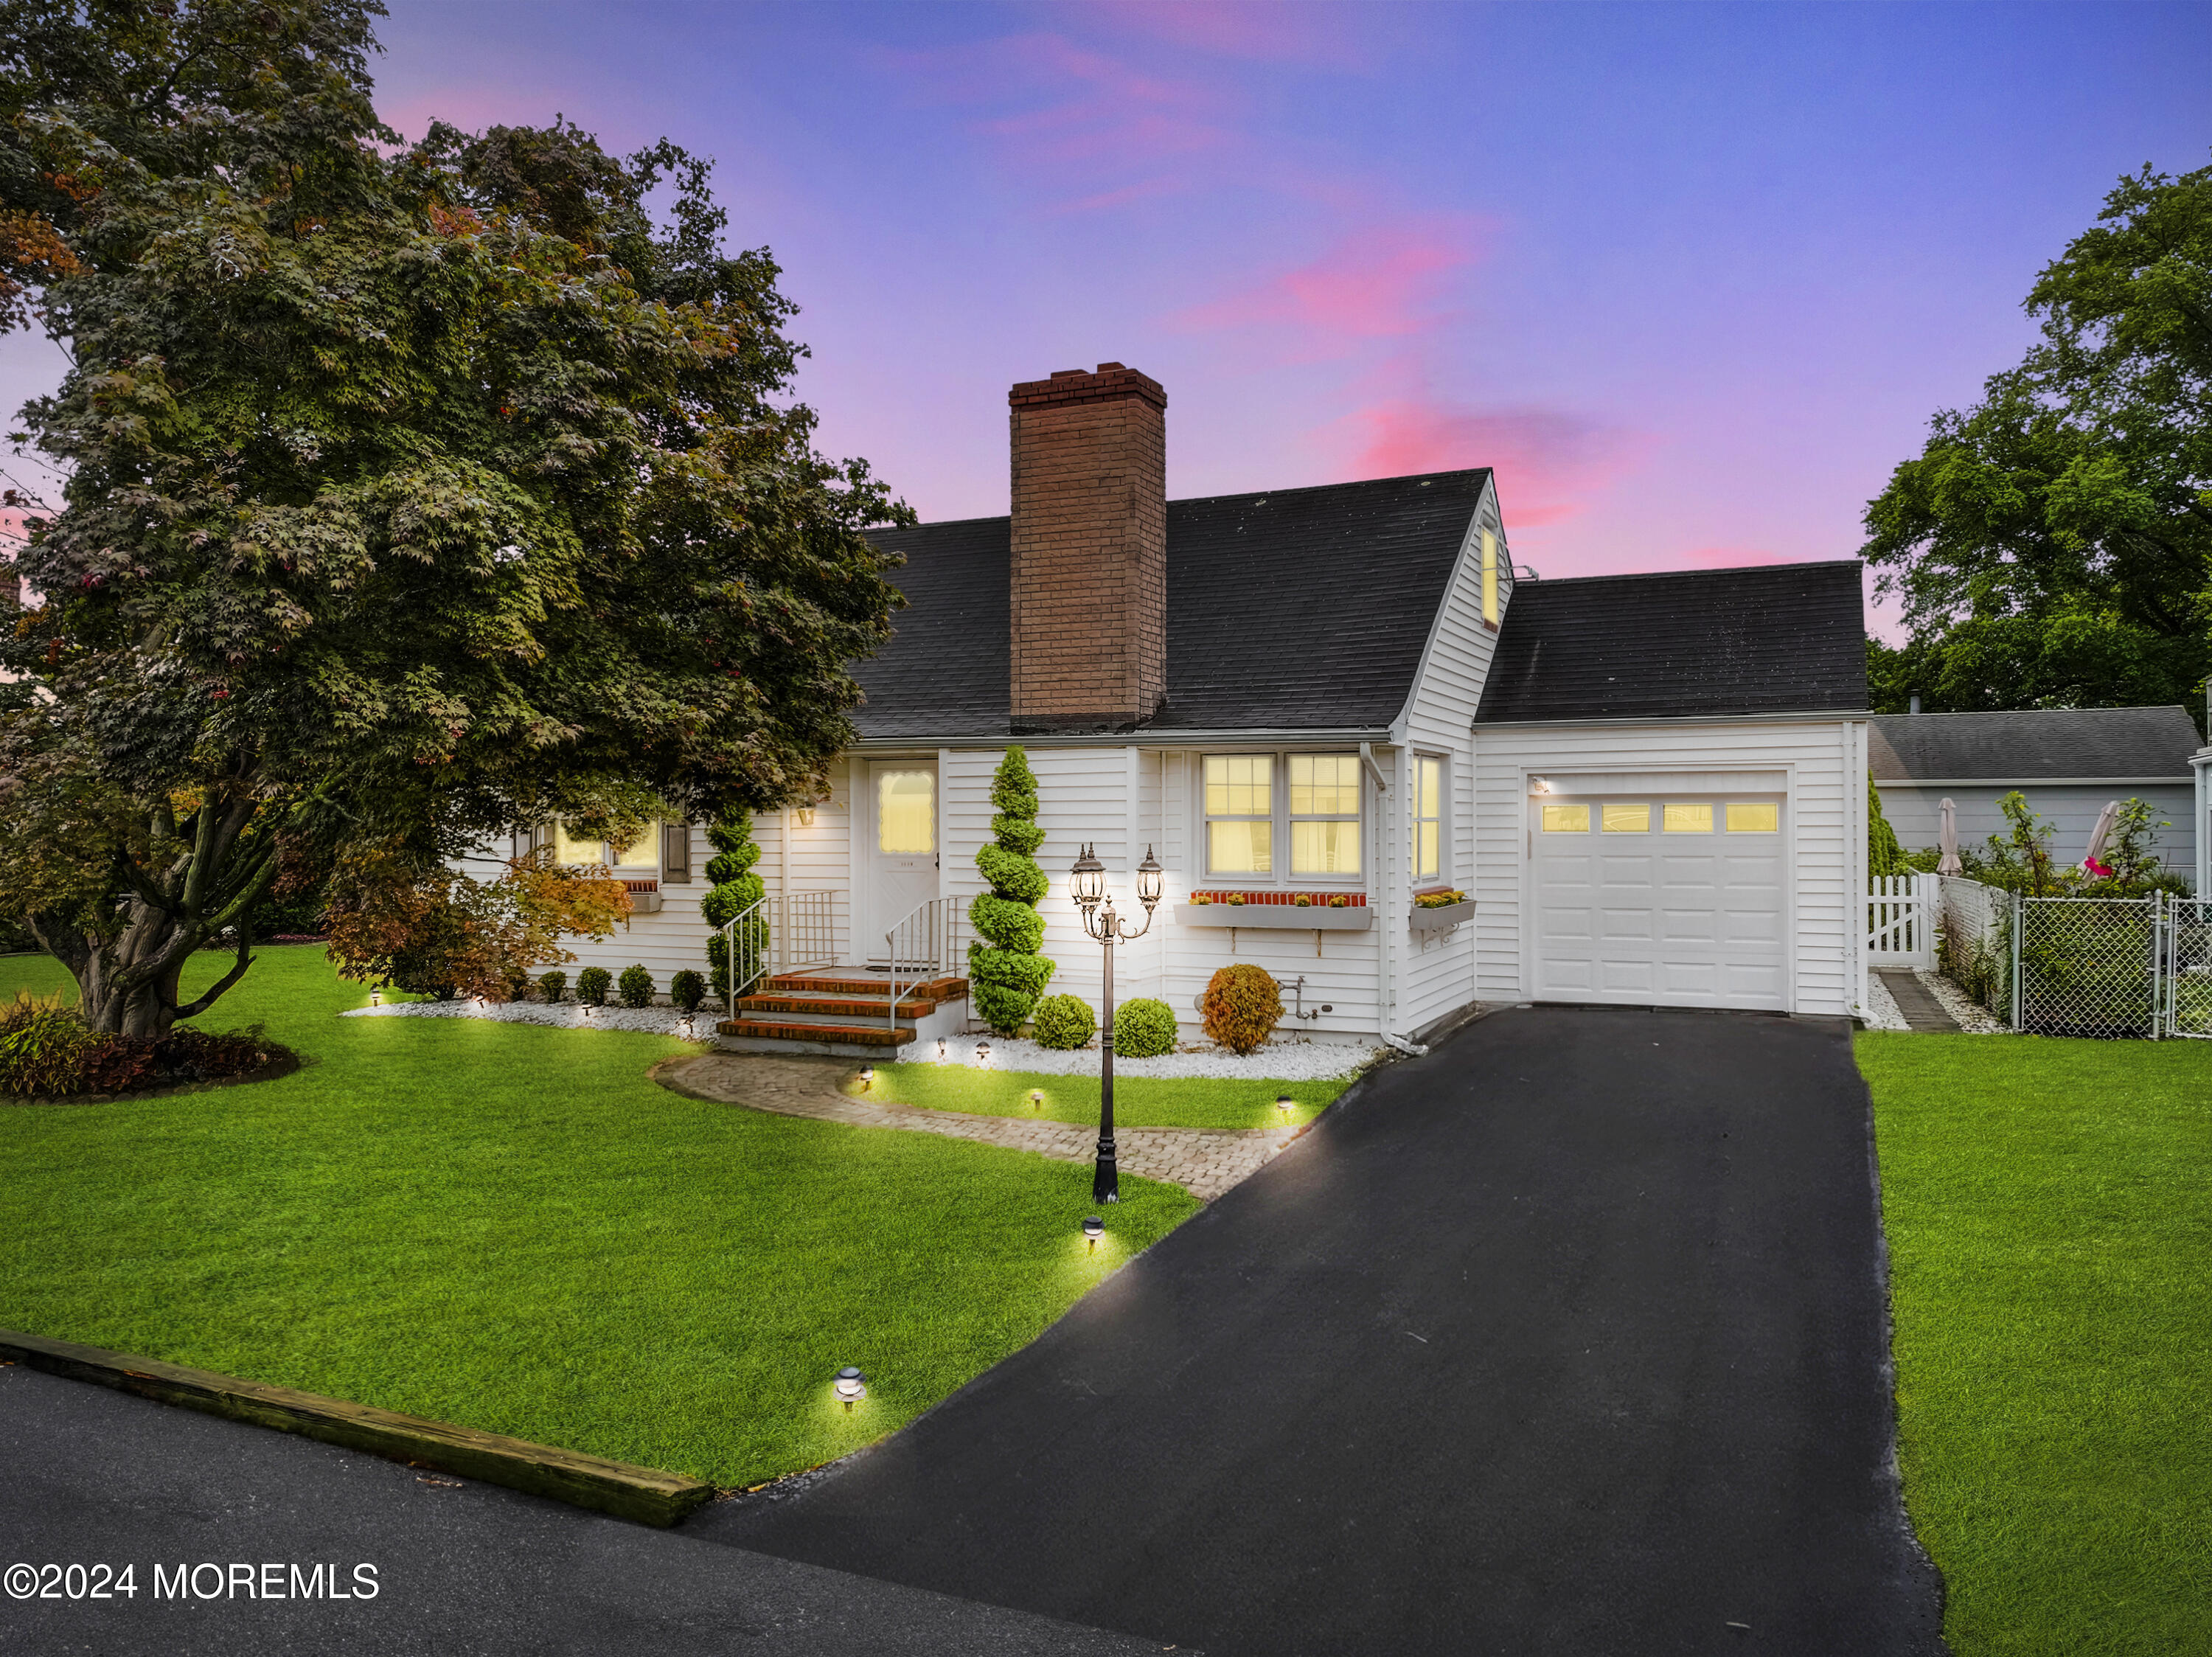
xmin=5 ymin=1042 xmax=302 ymax=1107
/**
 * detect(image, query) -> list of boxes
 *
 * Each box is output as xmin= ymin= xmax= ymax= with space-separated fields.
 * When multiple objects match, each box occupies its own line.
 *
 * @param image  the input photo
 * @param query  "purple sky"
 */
xmin=7 ymin=1 xmax=2207 ymax=635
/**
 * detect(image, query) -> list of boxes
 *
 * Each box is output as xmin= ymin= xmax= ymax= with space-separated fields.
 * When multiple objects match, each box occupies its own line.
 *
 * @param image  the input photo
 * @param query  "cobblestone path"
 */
xmin=653 ymin=1053 xmax=1304 ymax=1201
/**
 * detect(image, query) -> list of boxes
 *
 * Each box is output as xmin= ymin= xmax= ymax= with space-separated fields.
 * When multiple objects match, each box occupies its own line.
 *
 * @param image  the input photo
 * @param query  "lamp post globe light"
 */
xmin=1070 ymin=843 xmax=1166 ymax=1205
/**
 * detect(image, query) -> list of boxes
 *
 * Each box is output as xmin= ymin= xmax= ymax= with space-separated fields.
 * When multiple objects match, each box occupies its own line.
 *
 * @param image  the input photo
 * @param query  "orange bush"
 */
xmin=1200 ymin=964 xmax=1283 ymax=1056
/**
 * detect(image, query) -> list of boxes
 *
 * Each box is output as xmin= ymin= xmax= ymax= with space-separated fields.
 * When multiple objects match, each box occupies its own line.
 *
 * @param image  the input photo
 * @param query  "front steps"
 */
xmin=715 ymin=970 xmax=970 ymax=1058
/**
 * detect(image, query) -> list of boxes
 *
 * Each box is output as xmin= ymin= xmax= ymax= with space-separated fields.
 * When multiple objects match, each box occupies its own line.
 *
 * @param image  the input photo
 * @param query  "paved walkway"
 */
xmin=1875 ymin=969 xmax=1964 ymax=1032
xmin=655 ymin=1053 xmax=1301 ymax=1201
xmin=701 ymin=1007 xmax=1947 ymax=1656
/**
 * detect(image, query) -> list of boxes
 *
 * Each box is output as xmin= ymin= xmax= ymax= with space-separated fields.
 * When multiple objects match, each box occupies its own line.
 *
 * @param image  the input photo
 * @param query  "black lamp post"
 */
xmin=1070 ymin=841 xmax=1166 ymax=1203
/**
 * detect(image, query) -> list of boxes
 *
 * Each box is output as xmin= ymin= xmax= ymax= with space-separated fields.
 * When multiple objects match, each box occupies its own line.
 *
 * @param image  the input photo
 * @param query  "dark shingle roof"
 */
xmin=1868 ymin=706 xmax=2203 ymax=780
xmin=1474 ymin=562 xmax=1867 ymax=723
xmin=853 ymin=470 xmax=1492 ymax=738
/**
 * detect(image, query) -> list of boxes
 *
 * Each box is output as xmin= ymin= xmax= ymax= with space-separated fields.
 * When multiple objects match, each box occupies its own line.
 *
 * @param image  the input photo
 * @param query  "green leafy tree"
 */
xmin=1868 ymin=774 xmax=1909 ymax=879
xmin=1862 ymin=159 xmax=2212 ymax=733
xmin=969 ymin=746 xmax=1053 ymax=1035
xmin=0 ymin=1 xmax=906 ymax=1035
xmin=701 ymin=810 xmax=765 ymax=998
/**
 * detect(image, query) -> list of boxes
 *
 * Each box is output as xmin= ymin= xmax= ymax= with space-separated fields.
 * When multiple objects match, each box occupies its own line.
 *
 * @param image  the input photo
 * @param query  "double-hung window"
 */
xmin=1411 ymin=756 xmax=1444 ymax=883
xmin=1204 ymin=755 xmax=1273 ymax=875
xmin=1203 ymin=752 xmax=1366 ymax=883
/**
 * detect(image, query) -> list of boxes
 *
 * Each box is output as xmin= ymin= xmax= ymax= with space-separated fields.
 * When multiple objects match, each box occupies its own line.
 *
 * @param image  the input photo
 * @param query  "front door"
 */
xmin=867 ymin=761 xmax=939 ymax=963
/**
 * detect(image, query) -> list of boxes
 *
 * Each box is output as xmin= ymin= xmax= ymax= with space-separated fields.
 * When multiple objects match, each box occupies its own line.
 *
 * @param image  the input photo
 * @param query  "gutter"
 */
xmin=1471 ymin=709 xmax=1872 ymax=731
xmin=849 ymin=727 xmax=1393 ymax=752
xmin=1871 ymin=776 xmax=2193 ymax=788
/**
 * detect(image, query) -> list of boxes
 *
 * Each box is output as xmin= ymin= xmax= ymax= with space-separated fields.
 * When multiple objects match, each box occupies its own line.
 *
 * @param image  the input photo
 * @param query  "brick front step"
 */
xmin=736 ymin=993 xmax=948 ymax=1019
xmin=767 ymin=973 xmax=966 ymax=1001
xmin=716 ymin=1018 xmax=914 ymax=1047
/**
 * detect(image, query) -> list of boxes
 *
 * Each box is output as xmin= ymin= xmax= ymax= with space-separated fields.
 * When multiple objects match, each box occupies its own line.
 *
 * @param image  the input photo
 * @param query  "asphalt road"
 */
xmin=701 ymin=1006 xmax=1948 ymax=1656
xmin=0 ymin=1361 xmax=1166 ymax=1656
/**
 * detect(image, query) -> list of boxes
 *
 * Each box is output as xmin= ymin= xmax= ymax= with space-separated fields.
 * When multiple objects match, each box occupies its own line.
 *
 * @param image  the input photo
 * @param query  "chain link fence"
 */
xmin=1934 ymin=880 xmax=2209 ymax=1039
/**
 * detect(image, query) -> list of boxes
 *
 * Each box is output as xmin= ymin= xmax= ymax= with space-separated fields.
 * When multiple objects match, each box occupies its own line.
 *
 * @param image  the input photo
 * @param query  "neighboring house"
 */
xmin=1868 ymin=707 xmax=2202 ymax=874
xmin=542 ymin=362 xmax=1874 ymax=1049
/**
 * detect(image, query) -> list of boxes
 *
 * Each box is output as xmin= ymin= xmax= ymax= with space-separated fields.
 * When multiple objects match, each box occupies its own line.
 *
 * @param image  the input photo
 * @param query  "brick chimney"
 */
xmin=1008 ymin=362 xmax=1168 ymax=730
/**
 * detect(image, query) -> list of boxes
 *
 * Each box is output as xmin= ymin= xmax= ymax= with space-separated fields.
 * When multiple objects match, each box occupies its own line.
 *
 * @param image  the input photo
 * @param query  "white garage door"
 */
xmin=1531 ymin=788 xmax=1789 ymax=1010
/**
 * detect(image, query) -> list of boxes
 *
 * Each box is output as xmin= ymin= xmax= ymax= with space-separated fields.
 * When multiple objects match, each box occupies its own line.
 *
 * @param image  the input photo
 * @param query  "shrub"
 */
xmin=701 ymin=810 xmax=767 ymax=997
xmin=0 ymin=991 xmax=100 ymax=1097
xmin=576 ymin=967 xmax=612 ymax=1007
xmin=538 ymin=970 xmax=568 ymax=1004
xmin=1202 ymin=964 xmax=1282 ymax=1055
xmin=1032 ymin=994 xmax=1096 ymax=1050
xmin=618 ymin=965 xmax=655 ymax=1008
xmin=1113 ymin=998 xmax=1179 ymax=1058
xmin=669 ymin=970 xmax=706 ymax=1013
xmin=969 ymin=747 xmax=1055 ymax=1035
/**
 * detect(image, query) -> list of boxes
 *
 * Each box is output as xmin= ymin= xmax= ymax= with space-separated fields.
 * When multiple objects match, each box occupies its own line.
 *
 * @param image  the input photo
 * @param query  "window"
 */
xmin=877 ymin=770 xmax=936 ymax=854
xmin=1541 ymin=802 xmax=1590 ymax=833
xmin=1601 ymin=802 xmax=1652 ymax=833
xmin=1481 ymin=528 xmax=1500 ymax=625
xmin=1663 ymin=802 xmax=1714 ymax=833
xmin=1411 ymin=756 xmax=1444 ymax=883
xmin=1290 ymin=754 xmax=1361 ymax=875
xmin=608 ymin=832 xmax=658 ymax=872
xmin=1205 ymin=754 xmax=1273 ymax=874
xmin=552 ymin=821 xmax=605 ymax=867
xmin=1726 ymin=802 xmax=1780 ymax=833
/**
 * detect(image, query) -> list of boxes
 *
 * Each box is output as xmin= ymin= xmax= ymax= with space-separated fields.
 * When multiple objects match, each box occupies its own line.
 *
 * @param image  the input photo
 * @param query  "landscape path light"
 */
xmin=1029 ymin=1088 xmax=1044 ymax=1110
xmin=975 ymin=1041 xmax=992 ymax=1068
xmin=834 ymin=1366 xmax=866 ymax=1411
xmin=858 ymin=1065 xmax=874 ymax=1091
xmin=1071 ymin=843 xmax=1166 ymax=1204
xmin=369 ymin=986 xmax=381 ymax=1008
xmin=1082 ymin=1215 xmax=1105 ymax=1252
xmin=1276 ymin=1093 xmax=1295 ymax=1119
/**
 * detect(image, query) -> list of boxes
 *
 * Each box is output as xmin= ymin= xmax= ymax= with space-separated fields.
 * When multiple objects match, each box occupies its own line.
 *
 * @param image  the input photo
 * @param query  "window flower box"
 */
xmin=1410 ymin=892 xmax=1474 ymax=933
xmin=1177 ymin=891 xmax=1373 ymax=931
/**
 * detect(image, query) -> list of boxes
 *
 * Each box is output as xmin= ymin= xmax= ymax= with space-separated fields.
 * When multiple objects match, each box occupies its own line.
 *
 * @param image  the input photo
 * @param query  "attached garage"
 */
xmin=1529 ymin=780 xmax=1789 ymax=1009
xmin=1469 ymin=563 xmax=1874 ymax=1019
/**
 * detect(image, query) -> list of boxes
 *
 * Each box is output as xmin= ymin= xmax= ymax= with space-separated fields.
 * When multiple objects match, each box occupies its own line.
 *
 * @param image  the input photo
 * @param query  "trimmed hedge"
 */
xmin=618 ymin=965 xmax=654 ymax=1009
xmin=968 ymin=748 xmax=1055 ymax=1035
xmin=576 ymin=967 xmax=612 ymax=1007
xmin=668 ymin=970 xmax=706 ymax=1014
xmin=1202 ymin=964 xmax=1282 ymax=1055
xmin=537 ymin=970 xmax=568 ymax=1004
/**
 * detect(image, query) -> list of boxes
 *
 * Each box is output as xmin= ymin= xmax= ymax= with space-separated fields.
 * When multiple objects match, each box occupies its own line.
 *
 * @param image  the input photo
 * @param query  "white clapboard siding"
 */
xmin=1392 ymin=481 xmax=1504 ymax=1037
xmin=1471 ymin=718 xmax=1866 ymax=1017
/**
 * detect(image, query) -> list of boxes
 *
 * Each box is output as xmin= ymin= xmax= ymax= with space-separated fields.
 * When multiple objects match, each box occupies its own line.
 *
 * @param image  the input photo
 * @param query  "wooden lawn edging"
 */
xmin=0 ymin=1327 xmax=714 ymax=1528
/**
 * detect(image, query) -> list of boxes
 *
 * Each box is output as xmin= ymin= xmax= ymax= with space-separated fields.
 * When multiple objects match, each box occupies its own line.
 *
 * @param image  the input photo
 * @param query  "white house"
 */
xmin=1868 ymin=706 xmax=2202 ymax=874
xmin=546 ymin=362 xmax=1873 ymax=1052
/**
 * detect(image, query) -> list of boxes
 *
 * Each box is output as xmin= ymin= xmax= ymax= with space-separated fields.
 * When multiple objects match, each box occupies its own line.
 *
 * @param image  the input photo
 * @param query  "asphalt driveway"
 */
xmin=701 ymin=1005 xmax=1947 ymax=1656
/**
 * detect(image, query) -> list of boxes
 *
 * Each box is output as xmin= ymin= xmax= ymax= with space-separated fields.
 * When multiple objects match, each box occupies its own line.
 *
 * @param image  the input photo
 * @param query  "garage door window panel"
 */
xmin=1602 ymin=802 xmax=1652 ymax=833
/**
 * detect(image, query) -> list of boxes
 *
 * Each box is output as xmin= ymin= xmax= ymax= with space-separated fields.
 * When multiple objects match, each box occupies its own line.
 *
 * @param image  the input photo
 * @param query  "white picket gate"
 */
xmin=1867 ymin=873 xmax=1937 ymax=970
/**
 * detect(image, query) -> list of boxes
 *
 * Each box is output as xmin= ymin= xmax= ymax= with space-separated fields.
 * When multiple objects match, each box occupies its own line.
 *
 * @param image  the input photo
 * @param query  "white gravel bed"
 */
xmin=910 ymin=1034 xmax=1383 ymax=1082
xmin=1859 ymin=975 xmax=1910 ymax=1032
xmin=1914 ymin=970 xmax=2009 ymax=1034
xmin=342 ymin=1000 xmax=706 ymax=1037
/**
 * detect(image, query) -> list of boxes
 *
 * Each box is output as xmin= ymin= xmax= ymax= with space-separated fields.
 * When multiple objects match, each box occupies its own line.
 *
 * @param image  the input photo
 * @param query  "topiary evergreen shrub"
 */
xmin=1032 ymin=993 xmax=1096 ymax=1050
xmin=538 ymin=970 xmax=568 ymax=1004
xmin=669 ymin=970 xmax=706 ymax=1014
xmin=1201 ymin=964 xmax=1281 ymax=1055
xmin=701 ymin=811 xmax=767 ymax=998
xmin=576 ymin=966 xmax=612 ymax=1007
xmin=618 ymin=965 xmax=654 ymax=1008
xmin=1112 ymin=997 xmax=1179 ymax=1058
xmin=969 ymin=747 xmax=1054 ymax=1035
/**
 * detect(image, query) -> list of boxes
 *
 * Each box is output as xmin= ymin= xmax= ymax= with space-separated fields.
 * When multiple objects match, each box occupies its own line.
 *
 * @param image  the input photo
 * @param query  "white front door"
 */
xmin=1531 ymin=788 xmax=1790 ymax=1010
xmin=867 ymin=761 xmax=939 ymax=962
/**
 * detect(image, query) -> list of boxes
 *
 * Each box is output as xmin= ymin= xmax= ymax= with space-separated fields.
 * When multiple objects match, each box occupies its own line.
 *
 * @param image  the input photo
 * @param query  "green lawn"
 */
xmin=1860 ymin=1032 xmax=2212 ymax=1655
xmin=852 ymin=1060 xmax=1352 ymax=1129
xmin=0 ymin=948 xmax=1199 ymax=1489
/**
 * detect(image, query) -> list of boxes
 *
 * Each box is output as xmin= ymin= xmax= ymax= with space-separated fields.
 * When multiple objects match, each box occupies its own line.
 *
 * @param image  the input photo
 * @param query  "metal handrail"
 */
xmin=884 ymin=897 xmax=958 ymax=1040
xmin=718 ymin=897 xmax=771 ymax=1015
xmin=716 ymin=889 xmax=841 ymax=1015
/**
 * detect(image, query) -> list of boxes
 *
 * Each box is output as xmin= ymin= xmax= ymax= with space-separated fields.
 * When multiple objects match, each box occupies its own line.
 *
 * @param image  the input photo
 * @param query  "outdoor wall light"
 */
xmin=1029 ymin=1089 xmax=1044 ymax=1109
xmin=1069 ymin=843 xmax=1107 ymax=911
xmin=858 ymin=1066 xmax=874 ymax=1090
xmin=796 ymin=806 xmax=815 ymax=827
xmin=1082 ymin=1215 xmax=1105 ymax=1252
xmin=834 ymin=1366 xmax=866 ymax=1411
xmin=1529 ymin=777 xmax=1553 ymax=795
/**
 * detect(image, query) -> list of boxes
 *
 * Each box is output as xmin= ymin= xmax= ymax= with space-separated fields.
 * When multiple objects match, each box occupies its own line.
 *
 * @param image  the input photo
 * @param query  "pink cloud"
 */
xmin=1172 ymin=218 xmax=1486 ymax=350
xmin=1076 ymin=1 xmax=1393 ymax=69
xmin=1321 ymin=398 xmax=1648 ymax=529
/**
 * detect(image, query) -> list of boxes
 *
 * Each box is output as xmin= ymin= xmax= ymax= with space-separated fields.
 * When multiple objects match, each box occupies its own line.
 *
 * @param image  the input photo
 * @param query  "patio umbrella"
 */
xmin=1937 ymin=797 xmax=1963 ymax=876
xmin=2080 ymin=799 xmax=2122 ymax=872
